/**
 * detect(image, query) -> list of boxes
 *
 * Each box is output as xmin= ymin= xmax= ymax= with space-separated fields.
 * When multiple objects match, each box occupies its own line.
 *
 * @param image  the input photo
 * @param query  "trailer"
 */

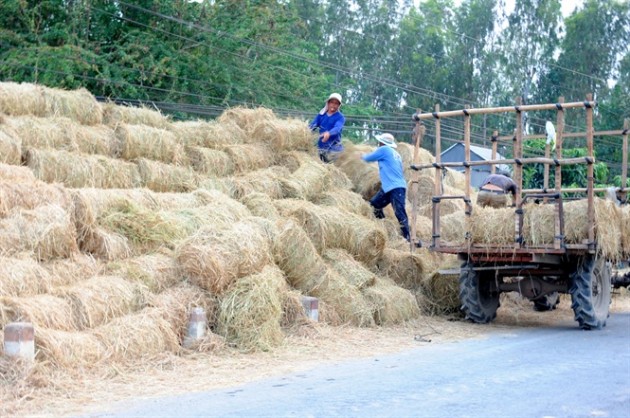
xmin=408 ymin=96 xmax=629 ymax=329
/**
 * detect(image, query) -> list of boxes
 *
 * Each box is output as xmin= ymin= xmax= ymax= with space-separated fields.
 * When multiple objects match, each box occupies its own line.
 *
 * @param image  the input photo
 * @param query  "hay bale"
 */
xmin=6 ymin=116 xmax=78 ymax=152
xmin=35 ymin=328 xmax=107 ymax=367
xmin=323 ymin=248 xmax=377 ymax=289
xmin=0 ymin=125 xmax=21 ymax=164
xmin=176 ymin=220 xmax=272 ymax=295
xmin=334 ymin=144 xmax=381 ymax=200
xmin=422 ymin=270 xmax=461 ymax=315
xmin=0 ymin=256 xmax=53 ymax=297
xmin=186 ymin=146 xmax=234 ymax=176
xmin=42 ymin=86 xmax=103 ymax=125
xmin=314 ymin=188 xmax=373 ymax=217
xmin=74 ymin=124 xmax=116 ymax=155
xmin=240 ymin=192 xmax=281 ymax=220
xmin=374 ymin=248 xmax=425 ymax=290
xmin=1 ymin=294 xmax=77 ymax=331
xmin=416 ymin=199 xmax=464 ymax=218
xmin=443 ymin=168 xmax=467 ymax=191
xmin=250 ymin=118 xmax=314 ymax=151
xmin=622 ymin=205 xmax=630 ymax=257
xmin=0 ymin=162 xmax=36 ymax=183
xmin=137 ymin=158 xmax=197 ymax=192
xmin=217 ymin=265 xmax=287 ymax=352
xmin=218 ymin=106 xmax=276 ymax=133
xmin=231 ymin=166 xmax=290 ymax=199
xmin=0 ymin=204 xmax=79 ymax=261
xmin=276 ymin=150 xmax=316 ymax=173
xmin=396 ymin=143 xmax=435 ymax=179
xmin=0 ymin=180 xmax=71 ymax=217
xmin=169 ymin=119 xmax=246 ymax=148
xmin=79 ymin=226 xmax=132 ymax=261
xmin=439 ymin=212 xmax=469 ymax=244
xmin=42 ymin=253 xmax=101 ymax=288
xmin=102 ymin=102 xmax=170 ymax=128
xmin=198 ymin=177 xmax=240 ymax=198
xmin=362 ymin=277 xmax=421 ymax=325
xmin=0 ymin=82 xmax=47 ymax=116
xmin=113 ymin=124 xmax=184 ymax=164
xmin=92 ymin=307 xmax=180 ymax=361
xmin=280 ymin=158 xmax=331 ymax=200
xmin=107 ymin=252 xmax=181 ymax=293
xmin=223 ymin=144 xmax=275 ymax=173
xmin=469 ymin=205 xmax=515 ymax=245
xmin=26 ymin=149 xmax=142 ymax=188
xmin=54 ymin=275 xmax=147 ymax=329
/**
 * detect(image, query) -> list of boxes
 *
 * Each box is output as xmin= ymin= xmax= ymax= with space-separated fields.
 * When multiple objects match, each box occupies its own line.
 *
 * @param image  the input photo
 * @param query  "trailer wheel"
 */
xmin=459 ymin=263 xmax=500 ymax=323
xmin=569 ymin=256 xmax=611 ymax=330
xmin=533 ymin=292 xmax=560 ymax=312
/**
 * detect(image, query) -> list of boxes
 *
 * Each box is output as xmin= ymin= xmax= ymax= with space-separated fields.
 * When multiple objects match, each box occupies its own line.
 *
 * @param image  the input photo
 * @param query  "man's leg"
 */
xmin=391 ymin=188 xmax=411 ymax=240
xmin=369 ymin=189 xmax=390 ymax=219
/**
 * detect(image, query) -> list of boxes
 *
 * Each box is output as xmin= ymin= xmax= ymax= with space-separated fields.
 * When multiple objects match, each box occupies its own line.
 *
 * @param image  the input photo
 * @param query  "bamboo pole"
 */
xmin=585 ymin=94 xmax=595 ymax=250
xmin=498 ymin=129 xmax=627 ymax=141
xmin=491 ymin=131 xmax=498 ymax=174
xmin=415 ymin=100 xmax=595 ymax=120
xmin=622 ymin=119 xmax=628 ymax=200
xmin=432 ymin=104 xmax=442 ymax=249
xmin=409 ymin=109 xmax=424 ymax=251
xmin=514 ymin=98 xmax=523 ymax=247
xmin=464 ymin=106 xmax=471 ymax=211
xmin=411 ymin=156 xmax=593 ymax=171
xmin=523 ymin=187 xmax=623 ymax=194
xmin=554 ymin=97 xmax=565 ymax=250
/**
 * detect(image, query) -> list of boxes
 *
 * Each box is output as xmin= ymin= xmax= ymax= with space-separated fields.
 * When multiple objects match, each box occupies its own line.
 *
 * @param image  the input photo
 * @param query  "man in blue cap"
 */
xmin=309 ymin=93 xmax=345 ymax=163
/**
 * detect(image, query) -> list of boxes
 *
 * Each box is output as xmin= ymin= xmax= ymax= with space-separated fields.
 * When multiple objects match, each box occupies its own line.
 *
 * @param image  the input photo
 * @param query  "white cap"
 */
xmin=375 ymin=133 xmax=397 ymax=149
xmin=327 ymin=93 xmax=342 ymax=104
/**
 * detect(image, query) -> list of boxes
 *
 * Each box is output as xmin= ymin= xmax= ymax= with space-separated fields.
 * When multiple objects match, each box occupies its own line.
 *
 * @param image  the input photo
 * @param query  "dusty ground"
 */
xmin=2 ymin=290 xmax=629 ymax=418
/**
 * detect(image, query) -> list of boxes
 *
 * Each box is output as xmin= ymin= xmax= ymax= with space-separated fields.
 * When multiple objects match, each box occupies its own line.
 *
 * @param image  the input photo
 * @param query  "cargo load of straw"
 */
xmin=113 ymin=124 xmax=184 ymax=164
xmin=5 ymin=116 xmax=79 ymax=152
xmin=439 ymin=212 xmax=469 ymax=245
xmin=622 ymin=205 xmax=630 ymax=256
xmin=323 ymin=248 xmax=377 ymax=289
xmin=0 ymin=162 xmax=36 ymax=183
xmin=92 ymin=307 xmax=180 ymax=361
xmin=468 ymin=205 xmax=515 ymax=246
xmin=231 ymin=166 xmax=290 ymax=199
xmin=26 ymin=149 xmax=142 ymax=189
xmin=0 ymin=125 xmax=21 ymax=164
xmin=280 ymin=158 xmax=331 ymax=200
xmin=222 ymin=144 xmax=275 ymax=173
xmin=218 ymin=107 xmax=276 ymax=133
xmin=0 ymin=82 xmax=47 ymax=117
xmin=240 ymin=192 xmax=281 ymax=220
xmin=74 ymin=124 xmax=116 ymax=156
xmin=102 ymin=102 xmax=170 ymax=129
xmin=42 ymin=86 xmax=103 ymax=125
xmin=0 ymin=256 xmax=53 ymax=297
xmin=0 ymin=180 xmax=70 ymax=217
xmin=54 ymin=275 xmax=147 ymax=329
xmin=177 ymin=220 xmax=272 ymax=295
xmin=35 ymin=328 xmax=107 ymax=367
xmin=169 ymin=119 xmax=246 ymax=148
xmin=107 ymin=252 xmax=181 ymax=293
xmin=186 ymin=146 xmax=234 ymax=177
xmin=416 ymin=199 xmax=464 ymax=218
xmin=136 ymin=158 xmax=197 ymax=192
xmin=1 ymin=294 xmax=77 ymax=331
xmin=422 ymin=269 xmax=462 ymax=315
xmin=362 ymin=277 xmax=421 ymax=325
xmin=374 ymin=248 xmax=425 ymax=290
xmin=250 ymin=118 xmax=314 ymax=152
xmin=334 ymin=143 xmax=381 ymax=200
xmin=217 ymin=265 xmax=288 ymax=352
xmin=314 ymin=188 xmax=373 ymax=218
xmin=0 ymin=204 xmax=78 ymax=261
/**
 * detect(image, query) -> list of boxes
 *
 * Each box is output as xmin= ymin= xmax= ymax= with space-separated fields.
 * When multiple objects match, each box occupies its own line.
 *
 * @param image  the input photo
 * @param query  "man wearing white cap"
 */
xmin=309 ymin=93 xmax=345 ymax=163
xmin=361 ymin=133 xmax=412 ymax=243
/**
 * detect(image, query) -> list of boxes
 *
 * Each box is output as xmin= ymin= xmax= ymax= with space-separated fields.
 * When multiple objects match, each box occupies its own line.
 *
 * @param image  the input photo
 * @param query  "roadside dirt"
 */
xmin=2 ymin=290 xmax=629 ymax=418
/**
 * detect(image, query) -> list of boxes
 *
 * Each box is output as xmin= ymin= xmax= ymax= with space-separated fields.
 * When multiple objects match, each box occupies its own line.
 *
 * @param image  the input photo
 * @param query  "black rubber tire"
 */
xmin=533 ymin=292 xmax=560 ymax=312
xmin=459 ymin=263 xmax=500 ymax=324
xmin=569 ymin=256 xmax=611 ymax=330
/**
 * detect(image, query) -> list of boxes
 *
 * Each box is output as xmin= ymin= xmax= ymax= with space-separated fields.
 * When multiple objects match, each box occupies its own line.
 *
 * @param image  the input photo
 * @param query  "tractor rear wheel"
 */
xmin=569 ymin=256 xmax=611 ymax=330
xmin=459 ymin=262 xmax=500 ymax=324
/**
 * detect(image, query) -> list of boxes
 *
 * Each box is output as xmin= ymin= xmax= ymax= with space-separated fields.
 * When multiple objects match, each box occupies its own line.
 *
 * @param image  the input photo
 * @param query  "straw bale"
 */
xmin=42 ymin=86 xmax=103 ymax=125
xmin=79 ymin=226 xmax=132 ymax=261
xmin=231 ymin=166 xmax=290 ymax=199
xmin=198 ymin=177 xmax=239 ymax=198
xmin=334 ymin=144 xmax=381 ymax=200
xmin=272 ymin=219 xmax=327 ymax=292
xmin=0 ymin=256 xmax=52 ymax=297
xmin=362 ymin=277 xmax=421 ymax=325
xmin=323 ymin=248 xmax=377 ymax=289
xmin=593 ymin=199 xmax=622 ymax=260
xmin=218 ymin=107 xmax=276 ymax=133
xmin=240 ymin=192 xmax=281 ymax=220
xmin=396 ymin=143 xmax=435 ymax=179
xmin=416 ymin=199 xmax=464 ymax=218
xmin=102 ymin=102 xmax=170 ymax=129
xmin=314 ymin=188 xmax=373 ymax=217
xmin=250 ymin=118 xmax=314 ymax=152
xmin=413 ymin=214 xmax=434 ymax=243
xmin=107 ymin=252 xmax=180 ymax=293
xmin=113 ymin=124 xmax=184 ymax=164
xmin=439 ymin=212 xmax=469 ymax=245
xmin=276 ymin=150 xmax=316 ymax=172
xmin=54 ymin=275 xmax=147 ymax=330
xmin=169 ymin=119 xmax=246 ymax=148
xmin=374 ymin=248 xmax=425 ymax=290
xmin=622 ymin=205 xmax=630 ymax=256
xmin=0 ymin=162 xmax=35 ymax=183
xmin=223 ymin=144 xmax=275 ymax=173
xmin=1 ymin=294 xmax=77 ymax=331
xmin=26 ymin=149 xmax=142 ymax=189
xmin=422 ymin=270 xmax=461 ymax=315
xmin=41 ymin=253 xmax=101 ymax=288
xmin=0 ymin=180 xmax=70 ymax=218
xmin=176 ymin=220 xmax=272 ymax=295
xmin=522 ymin=203 xmax=555 ymax=246
xmin=35 ymin=328 xmax=107 ymax=367
xmin=6 ymin=116 xmax=78 ymax=152
xmin=186 ymin=146 xmax=234 ymax=176
xmin=0 ymin=82 xmax=47 ymax=116
xmin=0 ymin=204 xmax=79 ymax=261
xmin=443 ymin=168 xmax=467 ymax=191
xmin=469 ymin=206 xmax=515 ymax=245
xmin=92 ymin=307 xmax=180 ymax=361
xmin=137 ymin=158 xmax=197 ymax=192
xmin=0 ymin=125 xmax=21 ymax=164
xmin=217 ymin=265 xmax=287 ymax=352
xmin=74 ymin=124 xmax=116 ymax=155
xmin=280 ymin=290 xmax=317 ymax=335
xmin=281 ymin=158 xmax=331 ymax=200
xmin=324 ymin=163 xmax=354 ymax=190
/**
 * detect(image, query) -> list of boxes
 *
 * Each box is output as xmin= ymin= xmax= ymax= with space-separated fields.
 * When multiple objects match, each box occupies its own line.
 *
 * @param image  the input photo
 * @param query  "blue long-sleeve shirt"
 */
xmin=362 ymin=146 xmax=407 ymax=193
xmin=309 ymin=111 xmax=345 ymax=152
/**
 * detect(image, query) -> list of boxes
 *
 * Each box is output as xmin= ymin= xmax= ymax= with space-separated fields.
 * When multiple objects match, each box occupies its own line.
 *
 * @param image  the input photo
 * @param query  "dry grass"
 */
xmin=113 ymin=124 xmax=184 ymax=164
xmin=334 ymin=143 xmax=381 ymax=200
xmin=622 ymin=205 xmax=630 ymax=257
xmin=0 ymin=82 xmax=47 ymax=116
xmin=5 ymin=115 xmax=79 ymax=152
xmin=281 ymin=158 xmax=332 ymax=200
xmin=102 ymin=102 xmax=170 ymax=129
xmin=314 ymin=188 xmax=373 ymax=218
xmin=74 ymin=124 xmax=116 ymax=155
xmin=185 ymin=146 xmax=235 ymax=176
xmin=0 ymin=180 xmax=71 ymax=217
xmin=1 ymin=294 xmax=77 ymax=331
xmin=323 ymin=248 xmax=377 ymax=289
xmin=231 ymin=166 xmax=291 ymax=199
xmin=218 ymin=106 xmax=276 ymax=133
xmin=42 ymin=86 xmax=103 ymax=125
xmin=0 ymin=255 xmax=53 ymax=297
xmin=169 ymin=119 xmax=246 ymax=148
xmin=106 ymin=252 xmax=181 ymax=293
xmin=35 ymin=328 xmax=107 ymax=367
xmin=0 ymin=162 xmax=36 ymax=183
xmin=250 ymin=118 xmax=314 ymax=152
xmin=421 ymin=270 xmax=462 ymax=315
xmin=136 ymin=158 xmax=197 ymax=193
xmin=0 ymin=124 xmax=21 ymax=164
xmin=223 ymin=144 xmax=275 ymax=173
xmin=362 ymin=277 xmax=421 ymax=325
xmin=374 ymin=248 xmax=425 ymax=290
xmin=239 ymin=192 xmax=281 ymax=220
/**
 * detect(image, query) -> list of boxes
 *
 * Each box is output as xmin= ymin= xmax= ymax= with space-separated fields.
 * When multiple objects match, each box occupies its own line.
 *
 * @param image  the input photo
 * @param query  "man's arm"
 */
xmin=362 ymin=146 xmax=385 ymax=162
xmin=327 ymin=114 xmax=345 ymax=137
xmin=308 ymin=114 xmax=322 ymax=131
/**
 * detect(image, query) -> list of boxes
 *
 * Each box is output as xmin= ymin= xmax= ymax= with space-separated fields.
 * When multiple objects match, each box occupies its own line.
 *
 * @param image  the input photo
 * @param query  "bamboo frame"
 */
xmin=409 ymin=108 xmax=424 ymax=251
xmin=415 ymin=100 xmax=595 ymax=120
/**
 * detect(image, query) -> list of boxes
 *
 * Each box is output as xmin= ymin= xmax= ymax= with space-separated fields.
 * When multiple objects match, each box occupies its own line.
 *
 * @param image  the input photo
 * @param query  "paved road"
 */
xmin=89 ymin=313 xmax=630 ymax=418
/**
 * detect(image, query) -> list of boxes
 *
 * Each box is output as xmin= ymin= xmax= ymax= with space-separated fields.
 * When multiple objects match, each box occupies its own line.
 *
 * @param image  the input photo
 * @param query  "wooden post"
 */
xmin=463 ymin=106 xmax=471 ymax=207
xmin=432 ymin=104 xmax=442 ymax=248
xmin=514 ymin=98 xmax=523 ymax=247
xmin=554 ymin=97 xmax=565 ymax=250
xmin=621 ymin=119 xmax=628 ymax=203
xmin=585 ymin=94 xmax=595 ymax=250
xmin=490 ymin=130 xmax=498 ymax=174
xmin=410 ymin=109 xmax=424 ymax=251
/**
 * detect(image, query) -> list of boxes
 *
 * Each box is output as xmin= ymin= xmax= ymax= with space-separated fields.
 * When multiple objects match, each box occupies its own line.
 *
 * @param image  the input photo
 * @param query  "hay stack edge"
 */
xmin=0 ymin=82 xmax=627 ymax=370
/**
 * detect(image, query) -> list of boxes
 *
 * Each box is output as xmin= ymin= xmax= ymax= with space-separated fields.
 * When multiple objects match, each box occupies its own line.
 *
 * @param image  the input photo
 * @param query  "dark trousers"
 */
xmin=370 ymin=187 xmax=410 ymax=240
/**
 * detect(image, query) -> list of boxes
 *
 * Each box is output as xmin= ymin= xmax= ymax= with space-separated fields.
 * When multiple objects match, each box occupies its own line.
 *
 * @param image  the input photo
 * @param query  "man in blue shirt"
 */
xmin=309 ymin=93 xmax=345 ymax=163
xmin=361 ymin=133 xmax=412 ymax=242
